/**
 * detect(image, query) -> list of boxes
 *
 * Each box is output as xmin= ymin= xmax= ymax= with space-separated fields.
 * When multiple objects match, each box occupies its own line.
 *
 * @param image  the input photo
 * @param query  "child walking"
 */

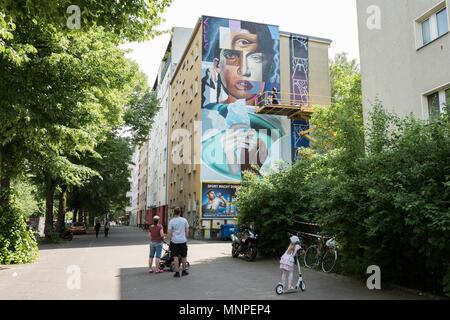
xmin=279 ymin=236 xmax=302 ymax=291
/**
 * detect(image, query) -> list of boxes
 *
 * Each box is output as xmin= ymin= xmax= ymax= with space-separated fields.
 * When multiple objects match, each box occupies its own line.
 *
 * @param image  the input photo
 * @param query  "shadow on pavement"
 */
xmin=38 ymin=227 xmax=149 ymax=250
xmin=119 ymin=256 xmax=279 ymax=300
xmin=38 ymin=226 xmax=229 ymax=251
xmin=118 ymin=254 xmax=428 ymax=300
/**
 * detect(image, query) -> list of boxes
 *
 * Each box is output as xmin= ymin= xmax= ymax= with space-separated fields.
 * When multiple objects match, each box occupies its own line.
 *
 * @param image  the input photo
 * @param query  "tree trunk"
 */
xmin=44 ymin=173 xmax=57 ymax=237
xmin=72 ymin=208 xmax=78 ymax=224
xmin=56 ymin=185 xmax=68 ymax=233
xmin=78 ymin=208 xmax=84 ymax=223
xmin=85 ymin=212 xmax=88 ymax=228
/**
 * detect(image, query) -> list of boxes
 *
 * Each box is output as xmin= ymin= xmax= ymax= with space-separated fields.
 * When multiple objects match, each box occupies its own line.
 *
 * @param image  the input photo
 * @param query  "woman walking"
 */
xmin=94 ymin=218 xmax=101 ymax=239
xmin=148 ymin=215 xmax=165 ymax=273
xmin=104 ymin=219 xmax=110 ymax=238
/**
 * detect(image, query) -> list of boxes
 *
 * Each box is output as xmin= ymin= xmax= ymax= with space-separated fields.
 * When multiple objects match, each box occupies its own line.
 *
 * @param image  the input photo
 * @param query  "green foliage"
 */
xmin=12 ymin=177 xmax=44 ymax=217
xmin=1 ymin=0 xmax=172 ymax=64
xmin=312 ymin=53 xmax=364 ymax=158
xmin=236 ymin=53 xmax=450 ymax=296
xmin=0 ymin=191 xmax=39 ymax=264
xmin=42 ymin=230 xmax=62 ymax=244
xmin=443 ymin=268 xmax=450 ymax=297
xmin=69 ymin=133 xmax=133 ymax=216
xmin=1 ymin=1 xmax=164 ymax=253
xmin=124 ymin=87 xmax=159 ymax=145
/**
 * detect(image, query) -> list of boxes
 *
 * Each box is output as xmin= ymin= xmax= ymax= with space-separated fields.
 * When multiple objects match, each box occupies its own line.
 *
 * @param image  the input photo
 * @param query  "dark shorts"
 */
xmin=170 ymin=242 xmax=188 ymax=258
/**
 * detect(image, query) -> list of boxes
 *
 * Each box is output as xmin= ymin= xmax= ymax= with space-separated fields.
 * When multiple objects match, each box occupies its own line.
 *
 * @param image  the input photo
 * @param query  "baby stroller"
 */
xmin=159 ymin=240 xmax=191 ymax=272
xmin=275 ymin=233 xmax=306 ymax=295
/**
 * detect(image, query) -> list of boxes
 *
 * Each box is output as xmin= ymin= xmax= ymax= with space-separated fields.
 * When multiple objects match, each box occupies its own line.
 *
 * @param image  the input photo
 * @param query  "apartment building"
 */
xmin=357 ymin=0 xmax=450 ymax=121
xmin=145 ymin=27 xmax=193 ymax=228
xmin=137 ymin=140 xmax=149 ymax=226
xmin=125 ymin=146 xmax=139 ymax=226
xmin=168 ymin=16 xmax=332 ymax=239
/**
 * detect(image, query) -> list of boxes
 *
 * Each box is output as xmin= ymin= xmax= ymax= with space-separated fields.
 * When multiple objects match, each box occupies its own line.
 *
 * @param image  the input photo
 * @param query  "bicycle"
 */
xmin=303 ymin=236 xmax=337 ymax=273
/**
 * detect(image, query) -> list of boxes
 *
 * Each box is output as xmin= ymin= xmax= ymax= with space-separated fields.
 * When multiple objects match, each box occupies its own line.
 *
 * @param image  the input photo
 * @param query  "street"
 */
xmin=0 ymin=226 xmax=430 ymax=300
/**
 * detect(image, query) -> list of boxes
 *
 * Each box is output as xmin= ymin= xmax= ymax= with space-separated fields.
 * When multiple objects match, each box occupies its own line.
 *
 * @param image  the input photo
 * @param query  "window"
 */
xmin=437 ymin=8 xmax=449 ymax=36
xmin=428 ymin=92 xmax=440 ymax=118
xmin=194 ymin=42 xmax=200 ymax=60
xmin=194 ymin=78 xmax=199 ymax=96
xmin=422 ymin=19 xmax=431 ymax=45
xmin=417 ymin=6 xmax=448 ymax=47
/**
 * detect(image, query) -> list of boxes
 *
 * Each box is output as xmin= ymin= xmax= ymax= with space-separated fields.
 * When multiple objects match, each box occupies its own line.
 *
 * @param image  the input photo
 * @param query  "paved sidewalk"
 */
xmin=0 ymin=226 xmax=432 ymax=300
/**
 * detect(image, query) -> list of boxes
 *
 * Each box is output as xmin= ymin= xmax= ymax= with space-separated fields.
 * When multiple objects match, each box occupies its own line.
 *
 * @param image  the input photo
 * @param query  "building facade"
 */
xmin=125 ymin=146 xmax=140 ymax=226
xmin=168 ymin=16 xmax=332 ymax=239
xmin=137 ymin=140 xmax=149 ymax=226
xmin=145 ymin=27 xmax=193 ymax=228
xmin=357 ymin=0 xmax=450 ymax=122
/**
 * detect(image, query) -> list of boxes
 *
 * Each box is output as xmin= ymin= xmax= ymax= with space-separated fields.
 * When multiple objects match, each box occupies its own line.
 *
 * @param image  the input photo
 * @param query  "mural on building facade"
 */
xmin=200 ymin=16 xmax=291 ymax=184
xmin=290 ymin=34 xmax=310 ymax=161
xmin=290 ymin=34 xmax=309 ymax=105
xmin=200 ymin=17 xmax=311 ymax=212
xmin=201 ymin=182 xmax=239 ymax=219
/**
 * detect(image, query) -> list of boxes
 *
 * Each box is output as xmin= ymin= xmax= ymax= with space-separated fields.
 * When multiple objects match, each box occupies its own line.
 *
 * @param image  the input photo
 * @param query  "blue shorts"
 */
xmin=149 ymin=242 xmax=163 ymax=258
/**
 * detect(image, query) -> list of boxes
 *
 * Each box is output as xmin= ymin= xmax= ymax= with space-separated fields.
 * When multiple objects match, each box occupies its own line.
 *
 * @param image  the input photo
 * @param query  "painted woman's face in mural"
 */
xmin=216 ymin=29 xmax=267 ymax=104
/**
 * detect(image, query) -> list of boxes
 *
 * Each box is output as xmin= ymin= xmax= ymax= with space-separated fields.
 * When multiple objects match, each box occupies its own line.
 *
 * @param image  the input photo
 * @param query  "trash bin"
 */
xmin=220 ymin=224 xmax=236 ymax=240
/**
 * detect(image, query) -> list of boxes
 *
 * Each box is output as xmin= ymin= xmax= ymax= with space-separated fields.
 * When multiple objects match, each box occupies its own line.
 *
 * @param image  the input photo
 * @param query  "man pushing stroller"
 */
xmin=167 ymin=207 xmax=190 ymax=278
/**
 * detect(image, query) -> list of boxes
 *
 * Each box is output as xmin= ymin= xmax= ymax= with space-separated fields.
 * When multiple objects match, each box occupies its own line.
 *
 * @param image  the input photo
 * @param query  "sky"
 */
xmin=122 ymin=0 xmax=360 ymax=86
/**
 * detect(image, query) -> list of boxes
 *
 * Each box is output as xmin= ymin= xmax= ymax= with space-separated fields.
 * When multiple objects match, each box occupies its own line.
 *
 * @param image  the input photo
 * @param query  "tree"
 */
xmin=1 ymin=0 xmax=171 ymax=64
xmin=0 ymin=1 xmax=165 ymax=258
xmin=311 ymin=53 xmax=364 ymax=159
xmin=68 ymin=134 xmax=133 ymax=224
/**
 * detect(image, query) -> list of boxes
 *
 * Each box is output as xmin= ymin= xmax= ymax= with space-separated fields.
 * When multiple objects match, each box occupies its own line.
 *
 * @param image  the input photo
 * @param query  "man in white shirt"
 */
xmin=167 ymin=207 xmax=190 ymax=277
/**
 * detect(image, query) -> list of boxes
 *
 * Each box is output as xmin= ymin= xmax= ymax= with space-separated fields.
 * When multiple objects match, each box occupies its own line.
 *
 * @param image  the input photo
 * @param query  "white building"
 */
xmin=126 ymin=146 xmax=140 ymax=226
xmin=357 ymin=0 xmax=450 ymax=121
xmin=144 ymin=27 xmax=193 ymax=227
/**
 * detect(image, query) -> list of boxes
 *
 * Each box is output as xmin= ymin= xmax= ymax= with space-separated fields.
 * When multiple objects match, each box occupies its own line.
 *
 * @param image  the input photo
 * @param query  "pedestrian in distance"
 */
xmin=148 ymin=215 xmax=165 ymax=273
xmin=167 ymin=207 xmax=189 ymax=278
xmin=104 ymin=219 xmax=110 ymax=238
xmin=94 ymin=218 xmax=101 ymax=239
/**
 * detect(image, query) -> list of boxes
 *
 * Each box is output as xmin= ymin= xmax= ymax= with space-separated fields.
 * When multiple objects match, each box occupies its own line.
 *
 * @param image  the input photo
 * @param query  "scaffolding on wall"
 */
xmin=255 ymin=91 xmax=331 ymax=145
xmin=254 ymin=91 xmax=331 ymax=120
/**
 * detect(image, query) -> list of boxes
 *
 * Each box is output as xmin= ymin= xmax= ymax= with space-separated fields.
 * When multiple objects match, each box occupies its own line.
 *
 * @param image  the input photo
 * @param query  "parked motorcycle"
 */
xmin=60 ymin=229 xmax=73 ymax=241
xmin=231 ymin=225 xmax=258 ymax=261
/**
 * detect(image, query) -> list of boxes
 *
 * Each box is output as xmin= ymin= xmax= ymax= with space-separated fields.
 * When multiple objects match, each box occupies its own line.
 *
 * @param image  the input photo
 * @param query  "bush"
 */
xmin=236 ymin=106 xmax=450 ymax=296
xmin=44 ymin=230 xmax=61 ymax=244
xmin=0 ymin=191 xmax=40 ymax=264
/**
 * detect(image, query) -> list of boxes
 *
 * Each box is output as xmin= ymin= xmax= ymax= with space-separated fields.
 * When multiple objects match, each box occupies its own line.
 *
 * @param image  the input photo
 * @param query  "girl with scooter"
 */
xmin=276 ymin=234 xmax=306 ymax=295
